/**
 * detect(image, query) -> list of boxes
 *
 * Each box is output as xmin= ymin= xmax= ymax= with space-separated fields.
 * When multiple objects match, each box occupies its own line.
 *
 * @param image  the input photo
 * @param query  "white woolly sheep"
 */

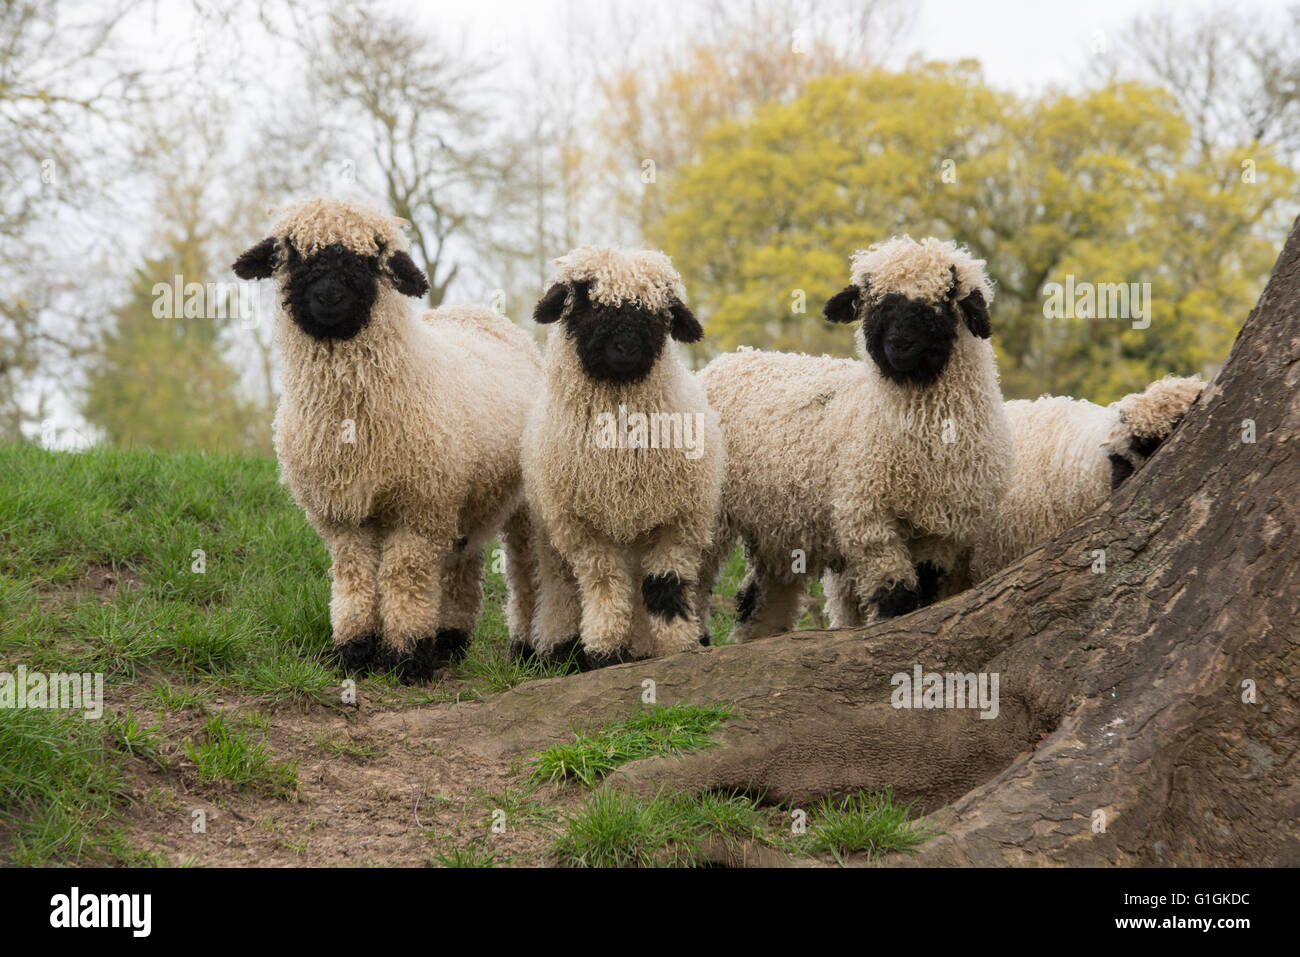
xmin=696 ymin=236 xmax=1014 ymax=641
xmin=822 ymin=374 xmax=1206 ymax=624
xmin=520 ymin=246 xmax=724 ymax=670
xmin=233 ymin=197 xmax=545 ymax=683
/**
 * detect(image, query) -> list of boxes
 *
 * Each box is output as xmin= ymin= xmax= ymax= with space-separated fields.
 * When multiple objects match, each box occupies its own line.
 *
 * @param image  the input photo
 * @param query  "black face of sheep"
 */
xmin=824 ymin=268 xmax=992 ymax=387
xmin=534 ymin=279 xmax=703 ymax=384
xmin=233 ymin=236 xmax=430 ymax=342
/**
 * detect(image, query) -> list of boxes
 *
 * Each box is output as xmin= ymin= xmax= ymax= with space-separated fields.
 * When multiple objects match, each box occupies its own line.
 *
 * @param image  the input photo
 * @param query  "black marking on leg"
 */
xmin=539 ymin=635 xmax=583 ymax=671
xmin=734 ymin=579 xmax=759 ymax=624
xmin=454 ymin=536 xmax=469 ymax=552
xmin=332 ymin=633 xmax=378 ymax=675
xmin=508 ymin=636 xmax=537 ymax=665
xmin=578 ymin=647 xmax=639 ymax=672
xmin=871 ymin=580 xmax=924 ymax=619
xmin=698 ymin=631 xmax=712 ymax=647
xmin=434 ymin=627 xmax=471 ymax=665
xmin=376 ymin=635 xmax=440 ymax=684
xmin=1109 ymin=452 xmax=1135 ymax=489
xmin=642 ymin=572 xmax=691 ymax=621
xmin=915 ymin=561 xmax=943 ymax=607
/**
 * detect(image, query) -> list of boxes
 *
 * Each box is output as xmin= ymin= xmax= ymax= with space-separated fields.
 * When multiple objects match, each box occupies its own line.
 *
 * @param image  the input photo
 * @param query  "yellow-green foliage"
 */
xmin=650 ymin=62 xmax=1297 ymax=401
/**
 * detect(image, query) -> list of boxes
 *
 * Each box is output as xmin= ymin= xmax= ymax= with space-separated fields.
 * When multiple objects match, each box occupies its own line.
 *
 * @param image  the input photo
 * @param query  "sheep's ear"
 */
xmin=533 ymin=282 xmax=571 ymax=324
xmin=823 ymin=284 xmax=862 ymax=323
xmin=387 ymin=250 xmax=429 ymax=299
xmin=232 ymin=237 xmax=278 ymax=280
xmin=669 ymin=300 xmax=703 ymax=343
xmin=958 ymin=289 xmax=992 ymax=339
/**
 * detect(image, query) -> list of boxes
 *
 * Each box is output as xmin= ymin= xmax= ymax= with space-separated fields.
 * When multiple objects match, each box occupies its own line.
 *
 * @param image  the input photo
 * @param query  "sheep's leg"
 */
xmin=376 ymin=525 xmax=449 ymax=683
xmin=640 ymin=520 xmax=708 ymax=657
xmin=522 ymin=530 xmax=582 ymax=665
xmin=728 ymin=560 xmax=805 ymax=643
xmin=689 ymin=522 xmax=735 ymax=647
xmin=316 ymin=517 xmax=383 ymax=674
xmin=822 ymin=568 xmax=863 ymax=629
xmin=499 ymin=509 xmax=540 ymax=661
xmin=838 ymin=510 xmax=925 ymax=620
xmin=567 ymin=537 xmax=637 ymax=669
xmin=435 ymin=544 xmax=484 ymax=667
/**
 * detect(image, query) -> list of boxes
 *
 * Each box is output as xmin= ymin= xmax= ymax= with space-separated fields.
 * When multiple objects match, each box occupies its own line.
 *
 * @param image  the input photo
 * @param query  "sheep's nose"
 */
xmin=606 ymin=339 xmax=635 ymax=362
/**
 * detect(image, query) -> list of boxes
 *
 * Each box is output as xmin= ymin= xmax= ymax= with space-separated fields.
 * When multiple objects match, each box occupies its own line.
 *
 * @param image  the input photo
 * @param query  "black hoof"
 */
xmin=434 ymin=627 xmax=471 ymax=666
xmin=332 ymin=633 xmax=379 ymax=675
xmin=577 ymin=647 xmax=638 ymax=672
xmin=508 ymin=636 xmax=537 ymax=664
xmin=376 ymin=635 xmax=440 ymax=684
xmin=538 ymin=635 xmax=582 ymax=670
xmin=872 ymin=562 xmax=944 ymax=619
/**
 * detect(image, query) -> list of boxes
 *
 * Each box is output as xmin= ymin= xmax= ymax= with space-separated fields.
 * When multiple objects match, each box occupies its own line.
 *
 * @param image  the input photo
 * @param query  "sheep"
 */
xmin=232 ymin=197 xmax=545 ymax=683
xmin=695 ymin=236 xmax=1014 ymax=642
xmin=520 ymin=245 xmax=724 ymax=670
xmin=822 ymin=374 xmax=1206 ymax=624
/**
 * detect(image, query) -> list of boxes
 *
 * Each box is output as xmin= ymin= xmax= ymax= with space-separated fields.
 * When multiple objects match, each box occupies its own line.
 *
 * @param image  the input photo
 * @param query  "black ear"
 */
xmin=958 ymin=289 xmax=991 ymax=339
xmin=669 ymin=300 xmax=703 ymax=343
xmin=232 ymin=237 xmax=278 ymax=280
xmin=388 ymin=250 xmax=429 ymax=299
xmin=823 ymin=284 xmax=862 ymax=323
xmin=534 ymin=282 xmax=571 ymax=324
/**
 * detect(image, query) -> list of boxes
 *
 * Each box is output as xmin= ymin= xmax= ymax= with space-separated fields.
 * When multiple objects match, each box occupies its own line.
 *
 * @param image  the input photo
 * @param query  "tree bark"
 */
xmin=382 ymin=215 xmax=1300 ymax=866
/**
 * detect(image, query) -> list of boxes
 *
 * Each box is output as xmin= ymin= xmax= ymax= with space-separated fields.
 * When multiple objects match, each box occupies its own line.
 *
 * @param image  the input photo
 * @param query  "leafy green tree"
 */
xmin=649 ymin=63 xmax=1298 ymax=400
xmin=83 ymin=220 xmax=262 ymax=454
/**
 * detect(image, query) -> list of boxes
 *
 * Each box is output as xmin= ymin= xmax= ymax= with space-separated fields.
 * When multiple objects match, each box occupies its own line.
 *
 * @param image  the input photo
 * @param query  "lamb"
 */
xmin=696 ymin=236 xmax=1014 ymax=642
xmin=232 ymin=197 xmax=545 ymax=683
xmin=520 ymin=246 xmax=724 ymax=670
xmin=822 ymin=374 xmax=1206 ymax=624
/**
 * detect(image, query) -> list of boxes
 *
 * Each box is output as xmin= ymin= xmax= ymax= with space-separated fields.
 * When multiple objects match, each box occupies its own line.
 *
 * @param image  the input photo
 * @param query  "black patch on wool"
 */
xmin=434 ymin=628 xmax=471 ymax=665
xmin=862 ymin=291 xmax=958 ymax=387
xmin=734 ymin=579 xmax=759 ymax=624
xmin=1109 ymin=452 xmax=1136 ymax=489
xmin=331 ymin=633 xmax=379 ymax=675
xmin=283 ymin=243 xmax=381 ymax=342
xmin=376 ymin=635 xmax=441 ymax=684
xmin=642 ymin=572 xmax=690 ymax=621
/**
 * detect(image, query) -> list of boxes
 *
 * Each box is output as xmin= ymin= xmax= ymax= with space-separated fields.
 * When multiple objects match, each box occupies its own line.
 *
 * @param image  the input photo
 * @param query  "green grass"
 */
xmin=0 ymin=707 xmax=136 ymax=865
xmin=182 ymin=713 xmax=298 ymax=797
xmin=551 ymin=788 xmax=782 ymax=868
xmin=0 ymin=441 xmax=813 ymax=865
xmin=803 ymin=789 xmax=934 ymax=864
xmin=529 ymin=703 xmax=734 ymax=787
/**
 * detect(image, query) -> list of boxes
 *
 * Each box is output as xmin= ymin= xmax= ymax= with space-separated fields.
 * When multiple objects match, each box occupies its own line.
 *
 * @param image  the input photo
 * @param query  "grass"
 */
xmin=551 ymin=788 xmax=783 ymax=868
xmin=551 ymin=786 xmax=931 ymax=868
xmin=0 ymin=707 xmax=136 ymax=865
xmin=803 ymin=789 xmax=934 ymax=864
xmin=529 ymin=703 xmax=734 ymax=787
xmin=0 ymin=441 xmax=840 ymax=865
xmin=182 ymin=713 xmax=299 ymax=797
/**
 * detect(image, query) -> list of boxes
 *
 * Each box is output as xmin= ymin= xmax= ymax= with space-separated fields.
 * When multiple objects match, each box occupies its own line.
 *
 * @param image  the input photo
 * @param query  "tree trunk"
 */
xmin=383 ymin=215 xmax=1300 ymax=866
